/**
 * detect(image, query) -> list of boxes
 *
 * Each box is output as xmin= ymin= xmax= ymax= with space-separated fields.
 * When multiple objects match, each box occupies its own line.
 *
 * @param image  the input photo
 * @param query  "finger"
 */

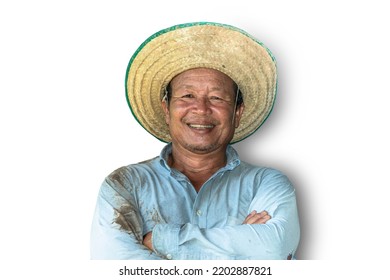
xmin=244 ymin=214 xmax=261 ymax=224
xmin=242 ymin=210 xmax=257 ymax=224
xmin=244 ymin=212 xmax=271 ymax=225
xmin=248 ymin=210 xmax=257 ymax=217
xmin=244 ymin=213 xmax=263 ymax=224
xmin=247 ymin=214 xmax=270 ymax=225
xmin=255 ymin=214 xmax=271 ymax=224
xmin=257 ymin=210 xmax=269 ymax=218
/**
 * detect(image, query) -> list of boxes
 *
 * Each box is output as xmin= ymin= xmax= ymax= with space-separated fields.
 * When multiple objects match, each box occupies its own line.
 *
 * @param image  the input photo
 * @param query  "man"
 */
xmin=90 ymin=22 xmax=300 ymax=260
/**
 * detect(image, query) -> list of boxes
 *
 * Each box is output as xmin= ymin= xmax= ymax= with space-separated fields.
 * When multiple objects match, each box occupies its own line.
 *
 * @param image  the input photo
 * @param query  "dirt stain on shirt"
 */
xmin=113 ymin=204 xmax=143 ymax=242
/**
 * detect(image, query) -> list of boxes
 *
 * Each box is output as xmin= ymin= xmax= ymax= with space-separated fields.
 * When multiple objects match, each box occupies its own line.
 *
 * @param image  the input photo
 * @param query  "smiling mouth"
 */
xmin=187 ymin=124 xmax=215 ymax=129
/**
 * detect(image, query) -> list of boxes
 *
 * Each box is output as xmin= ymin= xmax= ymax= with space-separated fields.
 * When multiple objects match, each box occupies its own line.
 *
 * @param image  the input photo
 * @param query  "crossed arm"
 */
xmin=142 ymin=210 xmax=271 ymax=250
xmin=91 ymin=169 xmax=300 ymax=260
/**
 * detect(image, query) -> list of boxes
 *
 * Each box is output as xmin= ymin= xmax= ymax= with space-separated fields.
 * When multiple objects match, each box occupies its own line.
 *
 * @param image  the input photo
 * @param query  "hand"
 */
xmin=242 ymin=210 xmax=271 ymax=225
xmin=142 ymin=232 xmax=153 ymax=251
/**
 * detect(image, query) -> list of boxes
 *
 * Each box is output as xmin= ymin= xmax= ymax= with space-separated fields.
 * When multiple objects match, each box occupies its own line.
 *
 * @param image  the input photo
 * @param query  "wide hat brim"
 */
xmin=125 ymin=22 xmax=277 ymax=143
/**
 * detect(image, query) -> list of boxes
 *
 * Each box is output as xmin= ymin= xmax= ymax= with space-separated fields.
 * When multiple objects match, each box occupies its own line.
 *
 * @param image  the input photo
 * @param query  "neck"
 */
xmin=168 ymin=144 xmax=228 ymax=192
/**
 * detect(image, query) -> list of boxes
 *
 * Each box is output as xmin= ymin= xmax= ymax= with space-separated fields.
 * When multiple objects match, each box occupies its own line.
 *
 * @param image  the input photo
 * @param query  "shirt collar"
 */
xmin=158 ymin=143 xmax=241 ymax=172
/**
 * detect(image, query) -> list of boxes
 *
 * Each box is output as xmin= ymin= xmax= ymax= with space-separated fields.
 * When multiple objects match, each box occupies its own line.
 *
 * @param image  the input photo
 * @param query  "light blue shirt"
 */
xmin=90 ymin=144 xmax=300 ymax=260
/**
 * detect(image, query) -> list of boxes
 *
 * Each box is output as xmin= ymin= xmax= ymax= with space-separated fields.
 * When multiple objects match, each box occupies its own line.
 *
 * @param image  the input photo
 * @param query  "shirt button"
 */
xmin=196 ymin=210 xmax=202 ymax=216
xmin=166 ymin=254 xmax=172 ymax=260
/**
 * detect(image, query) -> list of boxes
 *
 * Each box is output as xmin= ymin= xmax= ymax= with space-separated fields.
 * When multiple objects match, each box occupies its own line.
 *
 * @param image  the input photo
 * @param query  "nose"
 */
xmin=193 ymin=97 xmax=212 ymax=114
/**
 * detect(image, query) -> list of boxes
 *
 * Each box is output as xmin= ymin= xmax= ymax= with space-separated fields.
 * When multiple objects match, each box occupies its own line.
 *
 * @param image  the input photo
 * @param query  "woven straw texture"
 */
xmin=126 ymin=22 xmax=277 ymax=143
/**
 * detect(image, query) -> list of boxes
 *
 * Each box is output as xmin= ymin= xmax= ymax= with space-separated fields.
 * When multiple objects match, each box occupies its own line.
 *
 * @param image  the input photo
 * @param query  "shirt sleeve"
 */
xmin=152 ymin=169 xmax=300 ymax=260
xmin=90 ymin=176 xmax=163 ymax=260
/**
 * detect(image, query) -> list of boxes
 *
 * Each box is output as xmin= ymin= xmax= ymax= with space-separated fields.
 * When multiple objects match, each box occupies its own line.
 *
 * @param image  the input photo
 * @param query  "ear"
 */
xmin=234 ymin=104 xmax=245 ymax=128
xmin=161 ymin=100 xmax=170 ymax=125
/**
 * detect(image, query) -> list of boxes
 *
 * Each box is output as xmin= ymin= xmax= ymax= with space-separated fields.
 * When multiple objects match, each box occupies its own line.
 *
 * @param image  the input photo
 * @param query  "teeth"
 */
xmin=189 ymin=124 xmax=214 ymax=129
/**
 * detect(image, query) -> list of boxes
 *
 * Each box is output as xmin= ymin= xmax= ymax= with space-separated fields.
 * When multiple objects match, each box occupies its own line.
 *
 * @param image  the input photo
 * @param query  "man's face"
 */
xmin=162 ymin=68 xmax=244 ymax=154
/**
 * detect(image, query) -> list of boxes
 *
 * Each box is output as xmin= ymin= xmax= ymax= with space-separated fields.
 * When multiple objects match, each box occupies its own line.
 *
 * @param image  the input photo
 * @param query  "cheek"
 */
xmin=165 ymin=109 xmax=183 ymax=127
xmin=219 ymin=108 xmax=236 ymax=124
xmin=167 ymin=104 xmax=190 ymax=121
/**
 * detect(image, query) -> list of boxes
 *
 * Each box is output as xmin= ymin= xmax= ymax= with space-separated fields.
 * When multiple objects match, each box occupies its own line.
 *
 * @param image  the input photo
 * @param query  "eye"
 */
xmin=210 ymin=95 xmax=224 ymax=102
xmin=181 ymin=93 xmax=194 ymax=98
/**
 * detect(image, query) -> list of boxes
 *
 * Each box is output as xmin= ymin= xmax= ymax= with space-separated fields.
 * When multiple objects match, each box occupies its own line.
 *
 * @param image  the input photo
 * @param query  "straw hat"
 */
xmin=125 ymin=22 xmax=277 ymax=143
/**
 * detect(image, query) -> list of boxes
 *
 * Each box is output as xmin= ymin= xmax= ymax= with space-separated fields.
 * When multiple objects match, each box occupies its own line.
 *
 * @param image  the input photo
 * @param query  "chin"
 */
xmin=184 ymin=143 xmax=219 ymax=153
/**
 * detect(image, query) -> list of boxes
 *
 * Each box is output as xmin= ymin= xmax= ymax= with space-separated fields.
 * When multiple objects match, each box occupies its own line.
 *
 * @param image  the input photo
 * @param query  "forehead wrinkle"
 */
xmin=170 ymin=68 xmax=236 ymax=95
xmin=181 ymin=84 xmax=225 ymax=92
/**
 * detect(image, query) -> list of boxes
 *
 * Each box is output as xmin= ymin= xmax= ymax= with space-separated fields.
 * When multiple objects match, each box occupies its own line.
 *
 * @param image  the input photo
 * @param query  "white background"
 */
xmin=1 ymin=0 xmax=389 ymax=278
